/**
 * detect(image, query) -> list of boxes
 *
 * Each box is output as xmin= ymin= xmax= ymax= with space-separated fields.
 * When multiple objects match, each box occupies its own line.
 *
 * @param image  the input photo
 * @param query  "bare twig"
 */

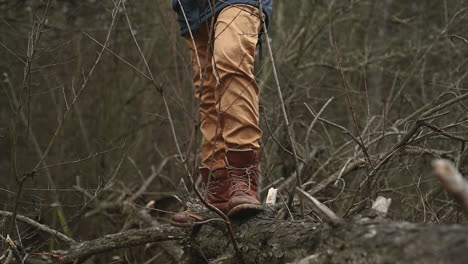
xmin=8 ymin=0 xmax=52 ymax=235
xmin=328 ymin=2 xmax=374 ymax=203
xmin=126 ymin=156 xmax=173 ymax=204
xmin=304 ymin=97 xmax=334 ymax=152
xmin=259 ymin=0 xmax=304 ymax=216
xmin=32 ymin=0 xmax=121 ymax=173
xmin=0 ymin=211 xmax=76 ymax=246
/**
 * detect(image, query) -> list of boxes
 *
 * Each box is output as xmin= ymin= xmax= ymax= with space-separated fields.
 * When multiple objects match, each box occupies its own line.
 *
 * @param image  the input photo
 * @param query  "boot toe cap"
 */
xmin=227 ymin=195 xmax=263 ymax=217
xmin=170 ymin=210 xmax=203 ymax=227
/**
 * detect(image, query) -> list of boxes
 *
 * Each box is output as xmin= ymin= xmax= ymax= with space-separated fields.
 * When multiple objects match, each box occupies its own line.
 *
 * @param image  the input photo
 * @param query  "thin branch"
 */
xmin=126 ymin=156 xmax=173 ymax=204
xmin=9 ymin=0 xmax=53 ymax=236
xmin=259 ymin=0 xmax=304 ymax=216
xmin=32 ymin=0 xmax=121 ymax=172
xmin=304 ymin=97 xmax=334 ymax=150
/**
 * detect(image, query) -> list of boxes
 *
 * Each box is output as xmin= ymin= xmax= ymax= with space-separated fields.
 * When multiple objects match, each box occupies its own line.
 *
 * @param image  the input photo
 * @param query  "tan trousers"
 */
xmin=184 ymin=4 xmax=262 ymax=170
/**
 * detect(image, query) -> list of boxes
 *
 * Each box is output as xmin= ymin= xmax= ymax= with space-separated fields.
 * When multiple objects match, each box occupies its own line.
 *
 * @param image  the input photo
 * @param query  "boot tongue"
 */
xmin=229 ymin=172 xmax=251 ymax=195
xmin=226 ymin=150 xmax=256 ymax=167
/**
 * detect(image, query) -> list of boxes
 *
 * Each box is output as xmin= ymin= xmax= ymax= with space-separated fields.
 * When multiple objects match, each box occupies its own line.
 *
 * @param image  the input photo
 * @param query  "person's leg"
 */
xmin=213 ymin=4 xmax=263 ymax=216
xmin=172 ymin=25 xmax=231 ymax=226
xmin=213 ymin=5 xmax=263 ymax=150
xmin=183 ymin=25 xmax=227 ymax=170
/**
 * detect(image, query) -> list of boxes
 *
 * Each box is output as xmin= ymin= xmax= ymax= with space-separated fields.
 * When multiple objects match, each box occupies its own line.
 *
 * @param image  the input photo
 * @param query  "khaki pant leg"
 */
xmin=213 ymin=4 xmax=263 ymax=150
xmin=184 ymin=26 xmax=227 ymax=169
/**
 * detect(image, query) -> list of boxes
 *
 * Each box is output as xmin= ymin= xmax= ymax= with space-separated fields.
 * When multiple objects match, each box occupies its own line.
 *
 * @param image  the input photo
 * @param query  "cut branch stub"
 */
xmin=432 ymin=159 xmax=468 ymax=211
xmin=296 ymin=187 xmax=343 ymax=225
xmin=371 ymin=196 xmax=392 ymax=217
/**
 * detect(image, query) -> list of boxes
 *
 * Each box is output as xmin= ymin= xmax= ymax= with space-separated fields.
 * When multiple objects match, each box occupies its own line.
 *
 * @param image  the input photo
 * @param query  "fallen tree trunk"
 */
xmin=22 ymin=210 xmax=468 ymax=264
xmin=184 ymin=212 xmax=468 ymax=264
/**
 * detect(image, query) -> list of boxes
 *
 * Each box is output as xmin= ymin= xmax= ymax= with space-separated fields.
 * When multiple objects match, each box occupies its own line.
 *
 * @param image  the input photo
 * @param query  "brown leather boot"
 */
xmin=225 ymin=149 xmax=263 ymax=217
xmin=171 ymin=168 xmax=229 ymax=226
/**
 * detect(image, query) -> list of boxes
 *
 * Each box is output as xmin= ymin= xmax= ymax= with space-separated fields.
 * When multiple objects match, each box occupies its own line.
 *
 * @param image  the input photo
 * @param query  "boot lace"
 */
xmin=202 ymin=177 xmax=221 ymax=199
xmin=227 ymin=164 xmax=257 ymax=196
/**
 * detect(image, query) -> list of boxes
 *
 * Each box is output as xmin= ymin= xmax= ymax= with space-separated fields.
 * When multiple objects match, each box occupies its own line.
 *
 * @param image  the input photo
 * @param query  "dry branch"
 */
xmin=0 ymin=211 xmax=76 ymax=246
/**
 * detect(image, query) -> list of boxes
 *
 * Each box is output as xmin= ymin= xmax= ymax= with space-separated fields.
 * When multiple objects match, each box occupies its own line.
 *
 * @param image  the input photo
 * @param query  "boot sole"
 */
xmin=227 ymin=204 xmax=263 ymax=218
xmin=170 ymin=221 xmax=194 ymax=227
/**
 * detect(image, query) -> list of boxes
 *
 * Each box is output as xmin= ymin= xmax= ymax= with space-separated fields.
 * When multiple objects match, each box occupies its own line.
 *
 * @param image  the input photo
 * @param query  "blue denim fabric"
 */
xmin=172 ymin=0 xmax=273 ymax=35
